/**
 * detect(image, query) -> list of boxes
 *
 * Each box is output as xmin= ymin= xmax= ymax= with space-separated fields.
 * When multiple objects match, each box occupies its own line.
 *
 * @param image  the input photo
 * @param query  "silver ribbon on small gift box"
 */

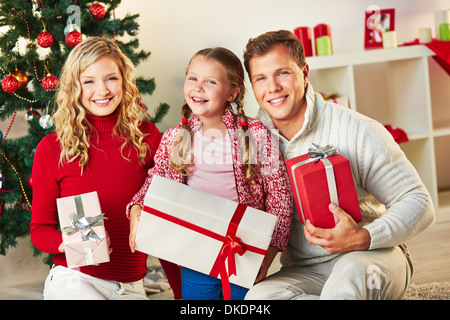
xmin=62 ymin=195 xmax=107 ymax=265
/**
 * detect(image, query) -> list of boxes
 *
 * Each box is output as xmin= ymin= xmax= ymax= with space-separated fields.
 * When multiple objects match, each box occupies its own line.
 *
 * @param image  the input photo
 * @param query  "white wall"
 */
xmin=2 ymin=0 xmax=447 ymax=135
xmin=116 ymin=0 xmax=448 ymax=132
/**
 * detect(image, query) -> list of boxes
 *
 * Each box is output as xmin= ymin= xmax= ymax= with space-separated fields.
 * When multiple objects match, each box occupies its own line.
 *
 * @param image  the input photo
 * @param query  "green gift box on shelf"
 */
xmin=439 ymin=23 xmax=450 ymax=41
xmin=316 ymin=36 xmax=332 ymax=56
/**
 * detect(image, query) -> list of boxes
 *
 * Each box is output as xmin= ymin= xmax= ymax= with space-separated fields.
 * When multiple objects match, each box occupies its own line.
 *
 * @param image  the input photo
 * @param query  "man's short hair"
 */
xmin=243 ymin=30 xmax=306 ymax=77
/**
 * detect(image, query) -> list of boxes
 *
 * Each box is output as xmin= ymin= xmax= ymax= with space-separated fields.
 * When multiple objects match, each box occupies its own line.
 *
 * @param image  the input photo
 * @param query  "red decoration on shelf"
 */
xmin=37 ymin=30 xmax=54 ymax=48
xmin=401 ymin=39 xmax=450 ymax=76
xmin=65 ymin=30 xmax=82 ymax=48
xmin=294 ymin=27 xmax=313 ymax=57
xmin=425 ymin=41 xmax=450 ymax=76
xmin=89 ymin=3 xmax=106 ymax=20
xmin=384 ymin=125 xmax=409 ymax=144
xmin=42 ymin=74 xmax=59 ymax=90
xmin=313 ymin=24 xmax=333 ymax=56
xmin=2 ymin=75 xmax=19 ymax=93
xmin=364 ymin=8 xmax=396 ymax=50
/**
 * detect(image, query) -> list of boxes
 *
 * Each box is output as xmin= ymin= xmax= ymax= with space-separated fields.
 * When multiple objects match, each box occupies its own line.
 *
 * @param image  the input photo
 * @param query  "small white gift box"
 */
xmin=57 ymin=192 xmax=109 ymax=268
xmin=135 ymin=175 xmax=277 ymax=299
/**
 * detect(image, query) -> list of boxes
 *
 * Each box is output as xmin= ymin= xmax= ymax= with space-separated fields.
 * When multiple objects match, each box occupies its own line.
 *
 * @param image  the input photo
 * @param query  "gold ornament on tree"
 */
xmin=11 ymin=68 xmax=28 ymax=90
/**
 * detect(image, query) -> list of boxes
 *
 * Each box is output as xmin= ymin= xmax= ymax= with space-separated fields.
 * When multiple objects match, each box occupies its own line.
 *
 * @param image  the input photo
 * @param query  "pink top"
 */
xmin=187 ymin=130 xmax=239 ymax=202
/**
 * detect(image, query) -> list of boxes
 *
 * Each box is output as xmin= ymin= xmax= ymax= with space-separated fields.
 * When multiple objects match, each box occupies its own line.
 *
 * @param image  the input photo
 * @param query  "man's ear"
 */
xmin=302 ymin=63 xmax=310 ymax=86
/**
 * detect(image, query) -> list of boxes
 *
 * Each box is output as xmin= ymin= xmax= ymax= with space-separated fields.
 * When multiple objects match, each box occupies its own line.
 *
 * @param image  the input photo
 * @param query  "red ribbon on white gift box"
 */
xmin=209 ymin=203 xmax=247 ymax=300
xmin=142 ymin=203 xmax=267 ymax=300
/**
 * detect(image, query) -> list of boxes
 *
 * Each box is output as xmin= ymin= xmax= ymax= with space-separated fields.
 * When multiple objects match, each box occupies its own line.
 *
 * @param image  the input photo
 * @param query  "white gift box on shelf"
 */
xmin=135 ymin=175 xmax=277 ymax=299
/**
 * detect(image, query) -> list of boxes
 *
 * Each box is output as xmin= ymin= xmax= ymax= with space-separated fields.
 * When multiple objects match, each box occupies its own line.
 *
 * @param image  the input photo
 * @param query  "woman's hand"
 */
xmin=129 ymin=205 xmax=143 ymax=253
xmin=58 ymin=231 xmax=112 ymax=267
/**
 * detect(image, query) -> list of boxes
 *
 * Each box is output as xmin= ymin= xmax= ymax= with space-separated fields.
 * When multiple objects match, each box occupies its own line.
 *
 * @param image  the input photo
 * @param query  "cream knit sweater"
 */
xmin=257 ymin=83 xmax=435 ymax=267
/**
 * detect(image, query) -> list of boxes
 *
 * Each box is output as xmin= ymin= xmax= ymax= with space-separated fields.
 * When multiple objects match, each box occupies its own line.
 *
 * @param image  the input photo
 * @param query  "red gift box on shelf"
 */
xmin=285 ymin=144 xmax=361 ymax=229
xmin=57 ymin=192 xmax=110 ymax=268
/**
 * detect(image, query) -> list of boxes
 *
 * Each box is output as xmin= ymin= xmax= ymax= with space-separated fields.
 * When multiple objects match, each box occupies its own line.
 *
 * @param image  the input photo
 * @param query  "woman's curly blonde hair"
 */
xmin=53 ymin=37 xmax=149 ymax=168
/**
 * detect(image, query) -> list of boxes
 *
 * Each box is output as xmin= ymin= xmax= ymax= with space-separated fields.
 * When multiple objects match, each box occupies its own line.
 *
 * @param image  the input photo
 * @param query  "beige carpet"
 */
xmin=402 ymin=282 xmax=450 ymax=300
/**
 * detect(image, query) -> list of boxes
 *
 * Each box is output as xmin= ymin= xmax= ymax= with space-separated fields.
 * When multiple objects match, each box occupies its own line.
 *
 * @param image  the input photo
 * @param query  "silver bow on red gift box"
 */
xmin=308 ymin=143 xmax=339 ymax=160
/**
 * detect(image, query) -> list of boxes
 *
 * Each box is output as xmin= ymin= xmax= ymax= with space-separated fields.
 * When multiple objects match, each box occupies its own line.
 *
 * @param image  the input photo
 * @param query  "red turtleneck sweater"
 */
xmin=30 ymin=111 xmax=161 ymax=283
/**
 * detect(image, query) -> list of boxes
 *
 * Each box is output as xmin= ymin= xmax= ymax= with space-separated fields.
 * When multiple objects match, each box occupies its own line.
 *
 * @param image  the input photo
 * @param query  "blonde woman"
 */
xmin=30 ymin=37 xmax=162 ymax=299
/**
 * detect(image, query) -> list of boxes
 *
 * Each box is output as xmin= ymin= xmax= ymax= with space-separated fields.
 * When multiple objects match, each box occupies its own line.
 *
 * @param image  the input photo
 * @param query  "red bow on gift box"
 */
xmin=210 ymin=234 xmax=247 ymax=300
xmin=222 ymin=235 xmax=247 ymax=276
xmin=209 ymin=203 xmax=252 ymax=300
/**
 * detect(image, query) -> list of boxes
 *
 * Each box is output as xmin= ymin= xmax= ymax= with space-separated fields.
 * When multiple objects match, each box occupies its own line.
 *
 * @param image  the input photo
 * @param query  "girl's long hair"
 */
xmin=53 ymin=37 xmax=149 ymax=168
xmin=170 ymin=47 xmax=256 ymax=183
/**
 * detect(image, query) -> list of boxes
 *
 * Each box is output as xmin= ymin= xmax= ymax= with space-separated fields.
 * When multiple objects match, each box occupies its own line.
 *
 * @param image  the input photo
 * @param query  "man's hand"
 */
xmin=304 ymin=203 xmax=371 ymax=253
xmin=129 ymin=204 xmax=142 ymax=253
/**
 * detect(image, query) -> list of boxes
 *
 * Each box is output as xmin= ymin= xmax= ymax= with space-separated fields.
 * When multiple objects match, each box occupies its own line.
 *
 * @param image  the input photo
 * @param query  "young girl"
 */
xmin=128 ymin=47 xmax=293 ymax=300
xmin=30 ymin=37 xmax=163 ymax=299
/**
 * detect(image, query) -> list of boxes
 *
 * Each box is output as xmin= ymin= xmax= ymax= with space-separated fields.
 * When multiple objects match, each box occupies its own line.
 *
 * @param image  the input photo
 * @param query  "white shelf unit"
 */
xmin=306 ymin=45 xmax=450 ymax=222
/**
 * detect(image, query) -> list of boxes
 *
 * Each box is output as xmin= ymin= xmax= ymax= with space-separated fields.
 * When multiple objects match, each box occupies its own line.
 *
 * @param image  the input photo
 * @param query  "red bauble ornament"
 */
xmin=2 ymin=75 xmax=19 ymax=93
xmin=65 ymin=30 xmax=82 ymax=48
xmin=42 ymin=74 xmax=59 ymax=90
xmin=37 ymin=31 xmax=54 ymax=48
xmin=11 ymin=69 xmax=28 ymax=90
xmin=89 ymin=3 xmax=106 ymax=20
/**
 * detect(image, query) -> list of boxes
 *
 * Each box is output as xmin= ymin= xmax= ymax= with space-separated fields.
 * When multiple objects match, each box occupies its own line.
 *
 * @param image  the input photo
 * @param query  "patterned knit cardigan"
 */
xmin=127 ymin=106 xmax=293 ymax=251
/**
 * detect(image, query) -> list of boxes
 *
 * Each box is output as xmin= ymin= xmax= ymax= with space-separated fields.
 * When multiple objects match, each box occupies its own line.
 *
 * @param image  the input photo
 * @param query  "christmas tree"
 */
xmin=0 ymin=0 xmax=169 ymax=262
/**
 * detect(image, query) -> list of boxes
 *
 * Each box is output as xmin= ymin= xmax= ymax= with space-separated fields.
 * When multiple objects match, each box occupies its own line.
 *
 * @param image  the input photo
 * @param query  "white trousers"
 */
xmin=43 ymin=266 xmax=148 ymax=300
xmin=245 ymin=246 xmax=412 ymax=300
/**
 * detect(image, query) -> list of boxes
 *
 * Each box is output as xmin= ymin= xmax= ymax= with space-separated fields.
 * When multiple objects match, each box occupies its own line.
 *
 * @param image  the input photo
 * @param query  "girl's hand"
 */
xmin=255 ymin=245 xmax=279 ymax=283
xmin=129 ymin=205 xmax=143 ymax=253
xmin=58 ymin=242 xmax=65 ymax=253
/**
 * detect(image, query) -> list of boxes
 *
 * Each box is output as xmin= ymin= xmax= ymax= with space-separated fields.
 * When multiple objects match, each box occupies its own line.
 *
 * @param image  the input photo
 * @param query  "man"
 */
xmin=243 ymin=30 xmax=435 ymax=300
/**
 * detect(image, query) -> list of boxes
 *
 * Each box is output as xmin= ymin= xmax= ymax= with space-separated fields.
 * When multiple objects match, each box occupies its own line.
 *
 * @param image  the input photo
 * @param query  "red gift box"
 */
xmin=285 ymin=144 xmax=361 ymax=229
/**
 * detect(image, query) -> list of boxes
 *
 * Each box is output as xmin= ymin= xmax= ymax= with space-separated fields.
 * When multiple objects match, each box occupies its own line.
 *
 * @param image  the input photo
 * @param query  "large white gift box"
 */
xmin=135 ymin=175 xmax=277 ymax=299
